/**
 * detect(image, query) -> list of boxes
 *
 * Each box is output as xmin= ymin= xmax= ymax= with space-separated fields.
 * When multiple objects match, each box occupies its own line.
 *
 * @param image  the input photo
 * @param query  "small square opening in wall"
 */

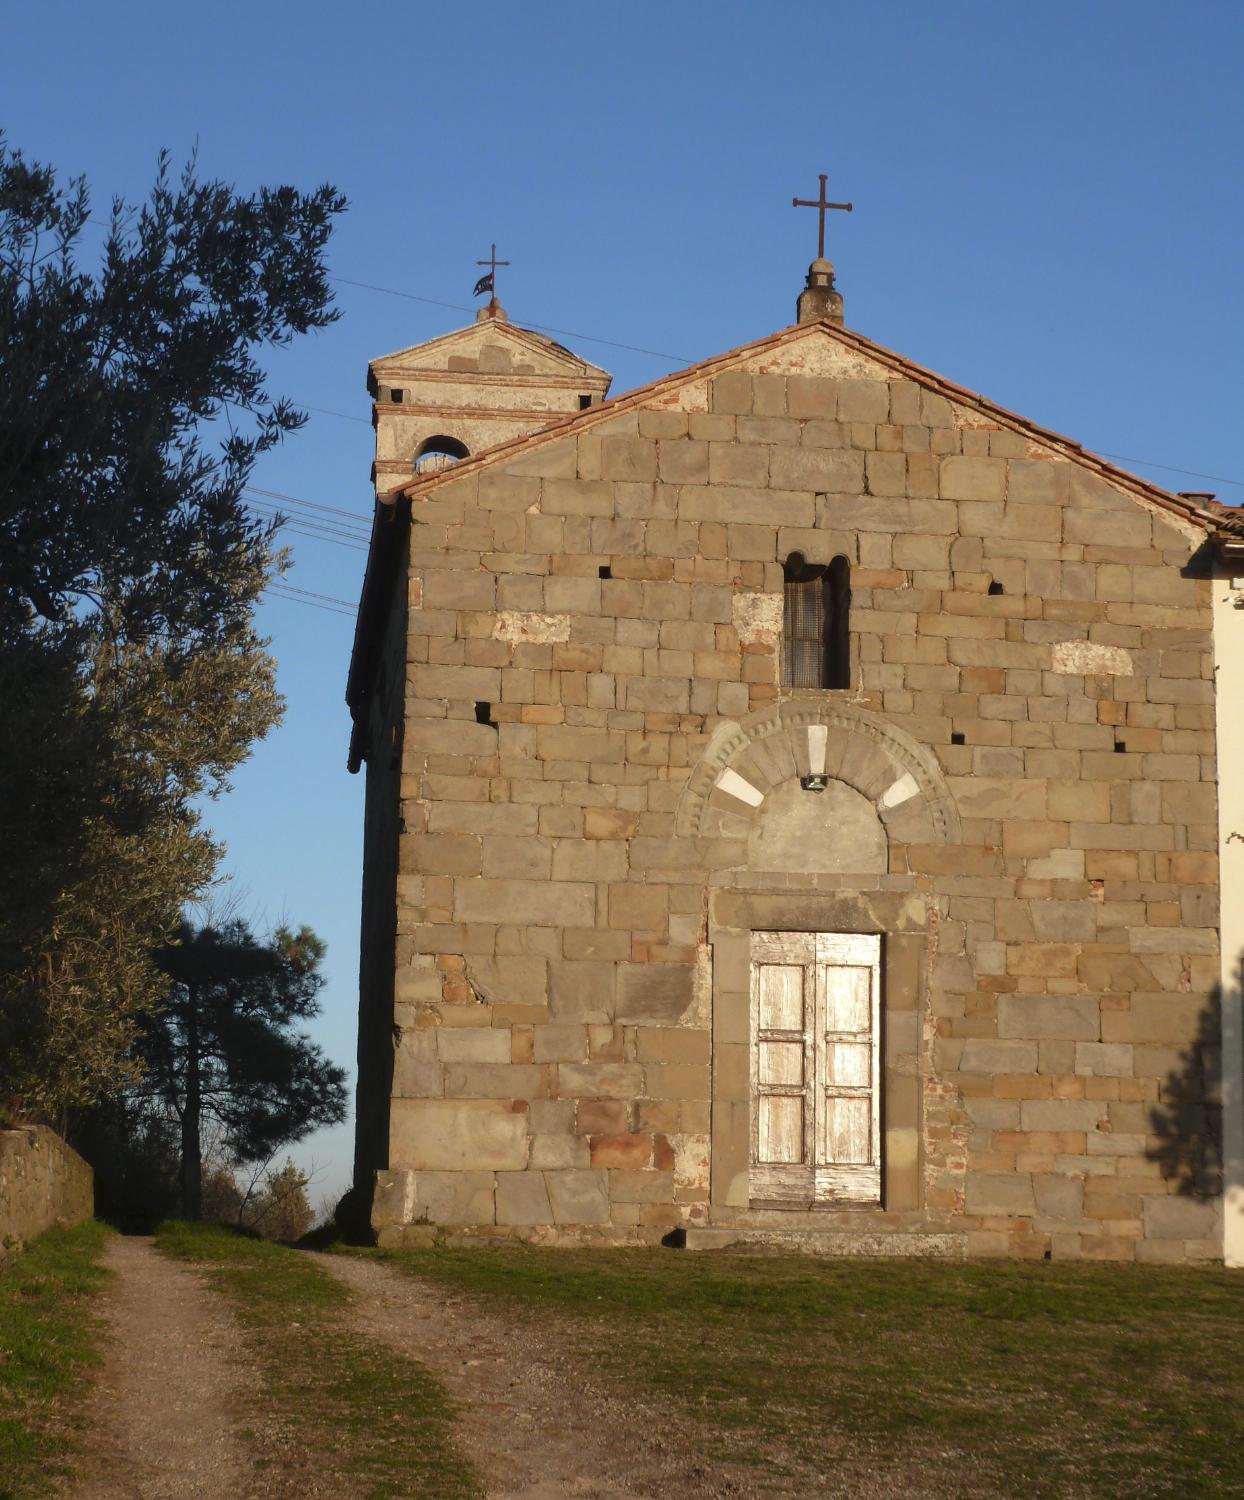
xmin=475 ymin=702 xmax=496 ymax=728
xmin=987 ymin=579 xmax=1004 ymax=595
xmin=389 ymin=388 xmax=404 ymax=403
xmin=579 ymin=394 xmax=593 ymax=410
xmin=598 ymin=564 xmax=612 ymax=579
xmin=951 ymin=732 xmax=966 ymax=746
xmin=1114 ymin=739 xmax=1127 ymax=753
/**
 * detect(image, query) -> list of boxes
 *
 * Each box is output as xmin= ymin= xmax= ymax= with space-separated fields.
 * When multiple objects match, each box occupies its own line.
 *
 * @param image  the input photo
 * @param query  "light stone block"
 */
xmin=390 ymin=1099 xmax=528 ymax=1172
xmin=1143 ymin=1194 xmax=1221 ymax=1239
xmin=616 ymin=963 xmax=695 ymax=1023
xmin=1033 ymin=1176 xmax=1084 ymax=1219
xmin=556 ymin=1063 xmax=643 ymax=1099
xmin=1075 ymin=1043 xmax=1135 ymax=1078
xmin=496 ymin=1171 xmax=553 ymax=1226
xmin=546 ymin=1169 xmax=611 ymax=1225
xmin=533 ymin=1024 xmax=590 ymax=1063
xmin=529 ymin=1134 xmax=590 ymax=1169
xmin=959 ymin=1040 xmax=1038 ymax=1075
xmin=435 ymin=1028 xmax=512 ymax=1064
xmin=998 ymin=993 xmax=1100 ymax=1041
xmin=965 ymin=1171 xmax=1036 ymax=1216
xmin=374 ymin=1169 xmax=496 ymax=1227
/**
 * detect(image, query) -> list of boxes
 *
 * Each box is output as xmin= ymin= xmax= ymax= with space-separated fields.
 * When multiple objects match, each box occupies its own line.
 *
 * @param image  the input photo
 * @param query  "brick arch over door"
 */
xmin=675 ymin=701 xmax=961 ymax=855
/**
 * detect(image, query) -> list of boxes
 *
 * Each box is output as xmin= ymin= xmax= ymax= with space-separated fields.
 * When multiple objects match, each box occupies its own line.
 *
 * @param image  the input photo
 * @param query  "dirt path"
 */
xmin=317 ymin=1252 xmax=763 ymax=1500
xmin=64 ymin=1236 xmax=783 ymax=1499
xmin=69 ymin=1236 xmax=260 ymax=1500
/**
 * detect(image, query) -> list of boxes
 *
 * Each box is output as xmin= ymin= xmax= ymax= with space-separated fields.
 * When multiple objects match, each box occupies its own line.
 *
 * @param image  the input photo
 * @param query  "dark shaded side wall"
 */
xmin=351 ymin=523 xmax=410 ymax=1205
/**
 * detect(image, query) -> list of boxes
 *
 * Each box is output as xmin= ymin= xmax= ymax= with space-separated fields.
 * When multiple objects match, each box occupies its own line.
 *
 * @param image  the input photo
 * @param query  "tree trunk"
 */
xmin=180 ymin=1006 xmax=202 ymax=1219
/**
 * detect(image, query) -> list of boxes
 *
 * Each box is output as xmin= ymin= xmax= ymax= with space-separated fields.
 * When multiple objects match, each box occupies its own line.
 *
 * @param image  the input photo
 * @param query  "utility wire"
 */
xmin=247 ymin=504 xmax=371 ymax=544
xmin=243 ymin=484 xmax=372 ymax=525
xmin=268 ymin=586 xmax=356 ymax=618
xmin=272 ymin=581 xmax=358 ymax=610
xmin=77 ymin=214 xmax=1244 ymax=499
xmin=246 ymin=506 xmax=370 ymax=549
xmin=267 ymin=522 xmax=369 ymax=554
xmin=300 ymin=402 xmax=371 ymax=426
xmin=1096 ymin=452 xmax=1243 ymax=495
xmin=330 ymin=275 xmax=691 ymax=364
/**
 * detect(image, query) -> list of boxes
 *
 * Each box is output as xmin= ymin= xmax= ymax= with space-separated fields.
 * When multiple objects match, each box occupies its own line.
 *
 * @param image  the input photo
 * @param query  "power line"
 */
xmin=272 ymin=581 xmax=357 ymax=610
xmin=248 ymin=504 xmax=371 ymax=544
xmin=243 ymin=496 xmax=371 ymax=548
xmin=1096 ymin=452 xmax=1244 ymax=494
xmin=301 ymin=402 xmax=371 ymax=426
xmin=267 ymin=586 xmax=356 ymax=618
xmin=330 ymin=275 xmax=692 ymax=364
xmin=266 ymin=521 xmax=369 ymax=554
xmin=243 ymin=484 xmax=372 ymax=525
xmin=247 ymin=507 xmax=370 ymax=548
xmin=82 ymin=213 xmax=1244 ymax=504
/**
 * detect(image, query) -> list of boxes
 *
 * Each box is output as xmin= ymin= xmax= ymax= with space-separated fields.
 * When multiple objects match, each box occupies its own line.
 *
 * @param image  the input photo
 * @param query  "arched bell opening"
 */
xmin=414 ymin=434 xmax=470 ymax=474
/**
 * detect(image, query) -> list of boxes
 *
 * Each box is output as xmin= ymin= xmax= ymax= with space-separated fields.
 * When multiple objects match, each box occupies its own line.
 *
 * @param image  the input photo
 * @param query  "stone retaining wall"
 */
xmin=0 ymin=1125 xmax=94 ymax=1266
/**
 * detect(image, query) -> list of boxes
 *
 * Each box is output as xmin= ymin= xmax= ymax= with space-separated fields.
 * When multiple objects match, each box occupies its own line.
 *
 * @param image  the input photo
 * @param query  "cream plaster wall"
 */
xmin=1213 ymin=567 xmax=1244 ymax=1266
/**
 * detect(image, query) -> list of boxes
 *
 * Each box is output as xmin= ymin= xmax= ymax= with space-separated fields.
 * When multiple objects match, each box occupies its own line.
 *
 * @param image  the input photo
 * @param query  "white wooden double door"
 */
xmin=749 ymin=931 xmax=882 ymax=1205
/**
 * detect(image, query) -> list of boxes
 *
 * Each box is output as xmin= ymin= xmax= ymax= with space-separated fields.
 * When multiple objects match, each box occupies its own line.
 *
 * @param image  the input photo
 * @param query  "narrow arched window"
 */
xmin=827 ymin=555 xmax=851 ymax=688
xmin=782 ymin=552 xmax=851 ymax=689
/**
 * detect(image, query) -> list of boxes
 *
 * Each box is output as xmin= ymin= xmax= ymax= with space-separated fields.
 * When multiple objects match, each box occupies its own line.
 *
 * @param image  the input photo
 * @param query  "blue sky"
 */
xmin=5 ymin=1 xmax=1241 ymax=1205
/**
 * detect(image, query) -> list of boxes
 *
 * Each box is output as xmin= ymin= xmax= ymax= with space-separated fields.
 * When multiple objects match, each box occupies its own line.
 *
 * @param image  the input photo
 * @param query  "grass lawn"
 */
xmin=156 ymin=1222 xmax=478 ymax=1499
xmin=381 ymin=1245 xmax=1244 ymax=1499
xmin=0 ymin=1220 xmax=110 ymax=1500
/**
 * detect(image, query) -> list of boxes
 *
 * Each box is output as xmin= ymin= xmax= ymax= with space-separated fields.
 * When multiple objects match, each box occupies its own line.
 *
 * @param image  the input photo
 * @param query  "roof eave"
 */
xmin=383 ymin=318 xmax=1221 ymax=534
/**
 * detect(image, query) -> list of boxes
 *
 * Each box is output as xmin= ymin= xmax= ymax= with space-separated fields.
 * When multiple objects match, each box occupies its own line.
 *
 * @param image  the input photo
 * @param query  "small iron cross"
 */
xmin=792 ymin=174 xmax=853 ymax=260
xmin=474 ymin=242 xmax=510 ymax=298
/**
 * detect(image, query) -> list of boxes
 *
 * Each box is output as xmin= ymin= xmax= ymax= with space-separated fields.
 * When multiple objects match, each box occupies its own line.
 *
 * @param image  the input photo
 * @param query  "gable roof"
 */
xmin=369 ymin=319 xmax=611 ymax=381
xmin=382 ymin=317 xmax=1224 ymax=536
xmin=347 ymin=315 xmax=1229 ymax=770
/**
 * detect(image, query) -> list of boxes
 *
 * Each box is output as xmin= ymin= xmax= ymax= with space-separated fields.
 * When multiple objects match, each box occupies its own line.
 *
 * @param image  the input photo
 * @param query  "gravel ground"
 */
xmin=317 ymin=1251 xmax=770 ymax=1500
xmin=62 ymin=1236 xmax=835 ymax=1499
xmin=69 ymin=1236 xmax=260 ymax=1500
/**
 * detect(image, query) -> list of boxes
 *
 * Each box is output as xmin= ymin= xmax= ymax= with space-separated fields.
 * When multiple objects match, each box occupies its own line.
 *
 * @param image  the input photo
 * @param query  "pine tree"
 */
xmin=140 ymin=920 xmax=347 ymax=1219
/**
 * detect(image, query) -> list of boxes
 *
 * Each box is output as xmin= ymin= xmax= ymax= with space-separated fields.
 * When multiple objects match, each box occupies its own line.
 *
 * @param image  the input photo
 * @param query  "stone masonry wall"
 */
xmin=0 ymin=1125 xmax=93 ymax=1266
xmin=372 ymin=335 xmax=1222 ymax=1261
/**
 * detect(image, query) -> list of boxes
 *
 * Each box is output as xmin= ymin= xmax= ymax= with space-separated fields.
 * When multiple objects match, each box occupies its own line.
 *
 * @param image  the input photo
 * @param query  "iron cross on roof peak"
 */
xmin=792 ymin=174 xmax=853 ymax=261
xmin=473 ymin=242 xmax=510 ymax=302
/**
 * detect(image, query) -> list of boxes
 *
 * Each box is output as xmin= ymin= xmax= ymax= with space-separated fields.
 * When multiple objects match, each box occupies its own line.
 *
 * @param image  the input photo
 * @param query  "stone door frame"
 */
xmin=706 ymin=884 xmax=927 ymax=1229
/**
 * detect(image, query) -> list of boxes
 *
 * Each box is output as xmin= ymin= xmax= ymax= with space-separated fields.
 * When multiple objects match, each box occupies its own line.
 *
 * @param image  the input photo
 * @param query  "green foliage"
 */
xmin=386 ymin=1246 xmax=1244 ymax=1498
xmin=244 ymin=1158 xmax=315 ymax=1242
xmin=0 ymin=1220 xmax=110 ymax=1499
xmin=202 ymin=1156 xmax=315 ymax=1242
xmin=0 ymin=136 xmax=344 ymax=1119
xmin=157 ymin=1223 xmax=478 ymax=1497
xmin=0 ymin=136 xmax=345 ymax=633
xmin=139 ymin=918 xmax=346 ymax=1217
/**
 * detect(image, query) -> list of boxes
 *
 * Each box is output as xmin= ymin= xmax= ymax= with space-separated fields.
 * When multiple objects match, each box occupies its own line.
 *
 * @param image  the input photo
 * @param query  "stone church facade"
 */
xmin=347 ymin=262 xmax=1238 ymax=1262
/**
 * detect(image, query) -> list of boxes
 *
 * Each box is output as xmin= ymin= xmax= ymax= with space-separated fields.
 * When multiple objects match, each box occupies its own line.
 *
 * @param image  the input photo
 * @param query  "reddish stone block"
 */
xmin=653 ymin=1133 xmax=676 ymax=1172
xmin=589 ymin=1133 xmax=653 ymax=1169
